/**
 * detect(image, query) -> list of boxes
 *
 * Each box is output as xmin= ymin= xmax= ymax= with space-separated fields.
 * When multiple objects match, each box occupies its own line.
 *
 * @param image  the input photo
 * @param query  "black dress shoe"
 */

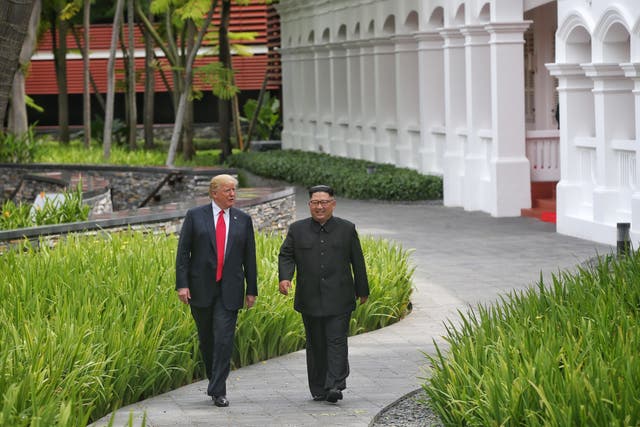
xmin=213 ymin=395 xmax=229 ymax=407
xmin=312 ymin=394 xmax=326 ymax=401
xmin=326 ymin=388 xmax=343 ymax=403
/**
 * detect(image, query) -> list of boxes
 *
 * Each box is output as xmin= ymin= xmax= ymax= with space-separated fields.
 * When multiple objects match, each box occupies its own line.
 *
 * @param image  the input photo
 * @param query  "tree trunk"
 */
xmin=218 ymin=0 xmax=232 ymax=162
xmin=126 ymin=0 xmax=137 ymax=149
xmin=54 ymin=15 xmax=69 ymax=144
xmin=103 ymin=0 xmax=125 ymax=160
xmin=70 ymin=27 xmax=105 ymax=113
xmin=7 ymin=0 xmax=40 ymax=135
xmin=165 ymin=0 xmax=219 ymax=167
xmin=182 ymin=19 xmax=196 ymax=161
xmin=143 ymin=12 xmax=155 ymax=149
xmin=82 ymin=0 xmax=91 ymax=148
xmin=0 ymin=0 xmax=35 ymax=131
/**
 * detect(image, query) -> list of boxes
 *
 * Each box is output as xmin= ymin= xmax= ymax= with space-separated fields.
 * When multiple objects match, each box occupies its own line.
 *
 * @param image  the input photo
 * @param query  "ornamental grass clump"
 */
xmin=1 ymin=230 xmax=413 ymax=426
xmin=423 ymin=252 xmax=640 ymax=426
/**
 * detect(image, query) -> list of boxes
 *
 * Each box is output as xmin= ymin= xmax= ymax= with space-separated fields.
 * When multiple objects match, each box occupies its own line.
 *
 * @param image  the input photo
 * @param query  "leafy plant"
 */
xmin=242 ymin=92 xmax=281 ymax=141
xmin=423 ymin=252 xmax=640 ymax=426
xmin=0 ymin=185 xmax=90 ymax=230
xmin=228 ymin=149 xmax=443 ymax=201
xmin=0 ymin=126 xmax=41 ymax=163
xmin=0 ymin=230 xmax=413 ymax=426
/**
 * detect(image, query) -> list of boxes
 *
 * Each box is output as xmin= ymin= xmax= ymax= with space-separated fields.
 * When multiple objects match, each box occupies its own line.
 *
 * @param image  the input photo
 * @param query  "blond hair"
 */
xmin=209 ymin=174 xmax=238 ymax=197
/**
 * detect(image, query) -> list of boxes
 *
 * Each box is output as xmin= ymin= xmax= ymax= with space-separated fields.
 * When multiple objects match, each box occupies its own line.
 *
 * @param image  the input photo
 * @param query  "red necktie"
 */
xmin=216 ymin=210 xmax=226 ymax=282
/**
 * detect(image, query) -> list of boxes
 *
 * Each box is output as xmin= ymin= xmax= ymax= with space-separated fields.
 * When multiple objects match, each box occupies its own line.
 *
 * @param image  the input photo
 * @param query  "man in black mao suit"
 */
xmin=278 ymin=185 xmax=369 ymax=403
xmin=176 ymin=174 xmax=257 ymax=407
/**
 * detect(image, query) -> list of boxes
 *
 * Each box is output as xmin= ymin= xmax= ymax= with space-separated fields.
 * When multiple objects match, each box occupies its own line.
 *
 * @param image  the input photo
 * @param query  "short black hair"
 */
xmin=308 ymin=184 xmax=334 ymax=197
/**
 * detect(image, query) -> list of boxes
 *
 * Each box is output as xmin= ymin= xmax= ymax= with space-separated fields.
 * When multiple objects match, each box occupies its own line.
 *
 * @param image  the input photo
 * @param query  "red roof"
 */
xmin=26 ymin=2 xmax=279 ymax=95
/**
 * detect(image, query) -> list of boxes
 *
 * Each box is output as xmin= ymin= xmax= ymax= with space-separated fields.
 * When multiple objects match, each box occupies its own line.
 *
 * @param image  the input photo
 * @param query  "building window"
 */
xmin=524 ymin=26 xmax=535 ymax=123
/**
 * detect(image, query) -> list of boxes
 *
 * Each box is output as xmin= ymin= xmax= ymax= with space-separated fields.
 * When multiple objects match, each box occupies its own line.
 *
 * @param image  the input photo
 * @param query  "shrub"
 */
xmin=1 ymin=230 xmax=413 ymax=426
xmin=228 ymin=150 xmax=443 ymax=201
xmin=423 ymin=252 xmax=640 ymax=426
xmin=0 ymin=185 xmax=90 ymax=230
xmin=0 ymin=126 xmax=40 ymax=163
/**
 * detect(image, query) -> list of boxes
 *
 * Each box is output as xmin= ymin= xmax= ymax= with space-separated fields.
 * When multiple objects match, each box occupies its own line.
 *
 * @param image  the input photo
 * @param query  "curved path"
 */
xmin=91 ymin=187 xmax=611 ymax=426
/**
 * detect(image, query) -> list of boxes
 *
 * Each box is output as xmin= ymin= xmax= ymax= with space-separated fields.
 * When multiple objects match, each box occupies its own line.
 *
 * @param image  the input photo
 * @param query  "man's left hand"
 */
xmin=245 ymin=295 xmax=256 ymax=308
xmin=359 ymin=296 xmax=368 ymax=304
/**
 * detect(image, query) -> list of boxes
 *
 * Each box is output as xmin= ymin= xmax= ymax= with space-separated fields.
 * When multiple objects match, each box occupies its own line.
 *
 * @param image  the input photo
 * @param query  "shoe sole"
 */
xmin=326 ymin=390 xmax=342 ymax=403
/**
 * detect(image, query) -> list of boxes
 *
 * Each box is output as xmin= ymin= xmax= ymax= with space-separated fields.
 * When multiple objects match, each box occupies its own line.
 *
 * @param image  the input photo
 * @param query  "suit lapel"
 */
xmin=225 ymin=207 xmax=238 ymax=256
xmin=204 ymin=204 xmax=217 ymax=253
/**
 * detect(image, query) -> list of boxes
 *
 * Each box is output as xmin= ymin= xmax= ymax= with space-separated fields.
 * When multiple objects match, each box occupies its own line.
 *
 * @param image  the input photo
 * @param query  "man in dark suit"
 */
xmin=176 ymin=174 xmax=257 ymax=408
xmin=278 ymin=184 xmax=369 ymax=403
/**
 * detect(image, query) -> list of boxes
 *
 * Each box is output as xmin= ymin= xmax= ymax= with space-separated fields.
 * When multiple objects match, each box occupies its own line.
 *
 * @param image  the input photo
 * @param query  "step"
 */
xmin=535 ymin=198 xmax=556 ymax=211
xmin=521 ymin=207 xmax=556 ymax=223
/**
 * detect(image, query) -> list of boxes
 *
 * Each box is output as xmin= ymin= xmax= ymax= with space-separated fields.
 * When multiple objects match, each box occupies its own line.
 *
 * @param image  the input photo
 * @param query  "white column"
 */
xmin=486 ymin=22 xmax=532 ymax=217
xmin=373 ymin=37 xmax=396 ymax=163
xmin=301 ymin=47 xmax=317 ymax=151
xmin=393 ymin=34 xmax=420 ymax=169
xmin=314 ymin=45 xmax=331 ymax=152
xmin=360 ymin=40 xmax=376 ymax=162
xmin=346 ymin=40 xmax=363 ymax=159
xmin=415 ymin=30 xmax=445 ymax=175
xmin=582 ymin=63 xmax=635 ymax=224
xmin=461 ymin=25 xmax=492 ymax=212
xmin=439 ymin=28 xmax=466 ymax=207
xmin=547 ymin=63 xmax=596 ymax=230
xmin=280 ymin=47 xmax=296 ymax=149
xmin=621 ymin=63 xmax=640 ymax=239
xmin=330 ymin=42 xmax=348 ymax=156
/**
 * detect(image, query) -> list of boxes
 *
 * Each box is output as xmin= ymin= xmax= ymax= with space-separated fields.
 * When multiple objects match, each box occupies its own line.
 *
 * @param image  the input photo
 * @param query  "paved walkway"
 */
xmin=92 ymin=188 xmax=612 ymax=427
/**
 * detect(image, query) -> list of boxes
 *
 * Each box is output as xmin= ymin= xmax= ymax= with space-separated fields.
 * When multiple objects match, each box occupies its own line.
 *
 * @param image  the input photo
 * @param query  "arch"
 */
xmin=353 ymin=22 xmax=361 ymax=39
xmin=322 ymin=28 xmax=330 ymax=42
xmin=383 ymin=15 xmax=396 ymax=35
xmin=307 ymin=30 xmax=315 ymax=44
xmin=602 ymin=22 xmax=630 ymax=62
xmin=368 ymin=19 xmax=375 ymax=35
xmin=426 ymin=6 xmax=444 ymax=30
xmin=593 ymin=8 xmax=631 ymax=62
xmin=337 ymin=24 xmax=347 ymax=41
xmin=453 ymin=3 xmax=466 ymax=26
xmin=566 ymin=25 xmax=592 ymax=63
xmin=287 ymin=36 xmax=292 ymax=48
xmin=404 ymin=10 xmax=419 ymax=32
xmin=477 ymin=3 xmax=490 ymax=23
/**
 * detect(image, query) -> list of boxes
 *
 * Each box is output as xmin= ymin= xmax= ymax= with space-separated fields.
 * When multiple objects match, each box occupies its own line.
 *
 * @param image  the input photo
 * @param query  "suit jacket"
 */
xmin=278 ymin=216 xmax=369 ymax=316
xmin=176 ymin=203 xmax=257 ymax=310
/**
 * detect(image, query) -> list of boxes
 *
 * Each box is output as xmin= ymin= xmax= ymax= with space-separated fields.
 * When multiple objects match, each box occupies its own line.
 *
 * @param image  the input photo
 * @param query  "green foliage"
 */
xmin=0 ymin=230 xmax=413 ymax=425
xmin=196 ymin=62 xmax=239 ymax=100
xmin=0 ymin=126 xmax=41 ymax=163
xmin=242 ymin=92 xmax=281 ymax=141
xmin=423 ymin=252 xmax=640 ymax=426
xmin=0 ymin=185 xmax=90 ymax=230
xmin=33 ymin=139 xmax=224 ymax=167
xmin=228 ymin=149 xmax=443 ymax=201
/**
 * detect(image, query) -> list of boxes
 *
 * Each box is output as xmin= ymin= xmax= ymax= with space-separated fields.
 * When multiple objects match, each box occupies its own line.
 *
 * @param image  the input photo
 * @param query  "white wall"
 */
xmin=277 ymin=0 xmax=542 ymax=217
xmin=551 ymin=0 xmax=640 ymax=245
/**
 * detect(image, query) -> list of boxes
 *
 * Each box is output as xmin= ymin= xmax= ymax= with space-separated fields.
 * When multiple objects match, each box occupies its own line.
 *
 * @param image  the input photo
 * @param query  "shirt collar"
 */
xmin=311 ymin=216 xmax=334 ymax=233
xmin=212 ymin=202 xmax=228 ymax=217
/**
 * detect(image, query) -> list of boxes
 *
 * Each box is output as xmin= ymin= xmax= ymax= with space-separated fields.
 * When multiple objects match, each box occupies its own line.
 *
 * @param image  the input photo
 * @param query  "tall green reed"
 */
xmin=423 ymin=252 xmax=640 ymax=426
xmin=1 ymin=230 xmax=413 ymax=426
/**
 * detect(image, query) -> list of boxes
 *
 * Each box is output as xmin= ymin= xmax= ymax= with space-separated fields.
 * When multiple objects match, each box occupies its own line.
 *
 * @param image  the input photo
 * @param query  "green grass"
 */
xmin=1 ymin=230 xmax=413 ymax=426
xmin=32 ymin=139 xmax=224 ymax=167
xmin=423 ymin=252 xmax=640 ymax=426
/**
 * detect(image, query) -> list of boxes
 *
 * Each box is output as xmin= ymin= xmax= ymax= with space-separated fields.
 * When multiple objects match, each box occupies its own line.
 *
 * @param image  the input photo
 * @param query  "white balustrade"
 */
xmin=525 ymin=130 xmax=560 ymax=182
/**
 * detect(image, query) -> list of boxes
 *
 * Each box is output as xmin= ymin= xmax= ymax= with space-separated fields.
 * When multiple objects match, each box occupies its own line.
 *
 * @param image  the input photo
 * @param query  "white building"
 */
xmin=276 ymin=0 xmax=640 ymax=247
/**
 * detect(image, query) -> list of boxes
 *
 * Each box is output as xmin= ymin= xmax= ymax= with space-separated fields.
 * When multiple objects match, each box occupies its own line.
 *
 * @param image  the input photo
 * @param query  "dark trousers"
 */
xmin=190 ymin=296 xmax=238 ymax=397
xmin=301 ymin=312 xmax=351 ymax=397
